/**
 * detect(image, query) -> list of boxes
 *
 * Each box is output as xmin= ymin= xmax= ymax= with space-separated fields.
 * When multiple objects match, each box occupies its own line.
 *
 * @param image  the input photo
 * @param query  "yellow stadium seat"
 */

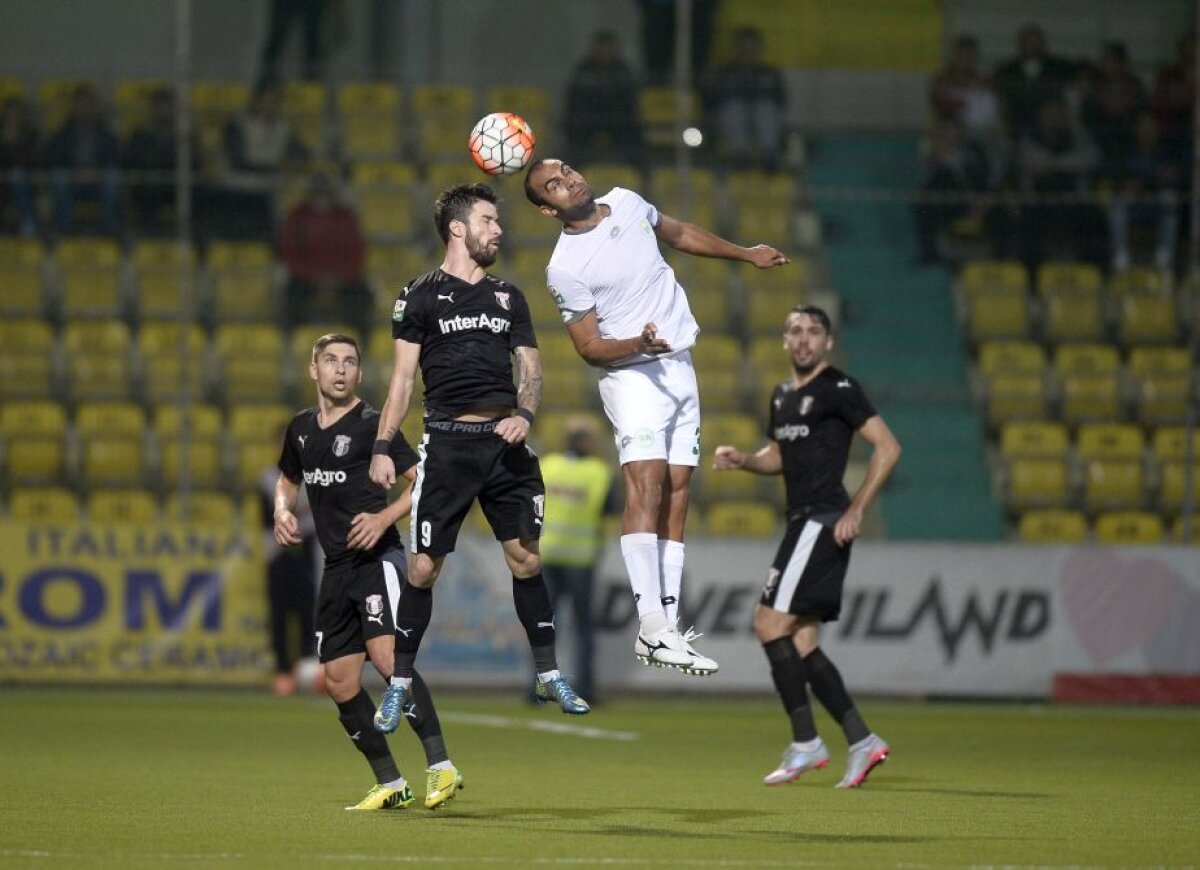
xmin=0 ymin=239 xmax=47 ymax=317
xmin=412 ymin=84 xmax=476 ymax=162
xmin=727 ymin=171 xmax=795 ymax=205
xmin=695 ymin=335 xmax=743 ymax=371
xmin=528 ymin=410 xmax=609 ymax=456
xmin=207 ymin=240 xmax=272 ymax=273
xmin=0 ymin=356 xmax=54 ymax=401
xmin=1159 ymin=462 xmax=1199 ymax=514
xmin=137 ymin=322 xmax=207 ymax=359
xmin=961 ymin=260 xmax=1029 ymax=295
xmin=699 ymin=369 xmax=744 ymax=413
xmin=695 ymin=461 xmax=760 ymax=502
xmin=132 ymin=240 xmax=197 ymax=320
xmin=66 ymin=355 xmax=134 ymax=402
xmin=212 ymin=271 xmax=277 ymax=322
xmin=0 ymin=317 xmax=52 ymax=354
xmin=358 ymin=190 xmax=416 ymax=240
xmin=983 ymin=374 xmax=1048 ymax=426
xmin=368 ymin=243 xmax=428 ymax=286
xmin=221 ymin=358 xmax=287 ymax=404
xmin=965 ymin=287 xmax=1028 ymax=342
xmin=525 ymin=285 xmax=562 ymax=331
xmin=1172 ymin=516 xmax=1200 ymax=543
xmin=999 ymin=421 xmax=1069 ymax=460
xmin=342 ymin=113 xmax=401 ymax=161
xmin=1075 ymin=423 xmax=1145 ymax=461
xmin=484 ymin=85 xmax=551 ymax=140
xmin=9 ymin=487 xmax=79 ymax=523
xmin=1017 ymin=509 xmax=1088 ymax=543
xmin=1006 ymin=458 xmax=1069 ymax=510
xmin=1059 ymin=373 xmax=1121 ymax=425
xmin=338 ymin=82 xmax=402 ymax=114
xmin=282 ymin=81 xmax=328 ymax=154
xmin=1037 ymin=262 xmax=1103 ymax=295
xmin=75 ymin=401 xmax=146 ymax=439
xmin=677 ymin=255 xmax=734 ymax=295
xmin=159 ymin=438 xmax=223 ymax=488
xmin=1094 ymin=511 xmax=1164 ymax=544
xmin=705 ymin=501 xmax=777 ymax=537
xmin=650 ymin=168 xmax=718 ymax=203
xmin=113 ymin=78 xmax=170 ymax=133
xmin=1082 ymin=459 xmax=1144 ymax=512
xmin=639 ymin=87 xmax=700 ymax=149
xmin=701 ymin=413 xmax=761 ymax=450
xmin=141 ymin=355 xmax=206 ymax=403
xmin=229 ymin=403 xmax=295 ymax=444
xmin=56 ymin=238 xmax=123 ymax=318
xmin=214 ymin=323 xmax=284 ymax=359
xmin=538 ymin=332 xmax=582 ymax=369
xmin=0 ymin=400 xmax=67 ymax=440
xmin=80 ymin=437 xmax=145 ymax=487
xmin=37 ymin=78 xmax=89 ymax=128
xmin=1110 ymin=266 xmax=1167 ymax=295
xmin=0 ymin=78 xmax=26 ymax=103
xmin=1041 ymin=286 xmax=1105 ymax=344
xmin=1116 ymin=290 xmax=1180 ymax=345
xmin=87 ymin=489 xmax=159 ymax=524
xmin=1053 ymin=343 xmax=1119 ymax=378
xmin=191 ymin=80 xmax=249 ymax=117
xmin=235 ymin=440 xmax=281 ymax=491
xmin=166 ymin=491 xmax=239 ymax=525
xmin=505 ymin=200 xmax=564 ymax=246
xmin=733 ymin=201 xmax=791 ymax=244
xmin=1129 ymin=346 xmax=1190 ymax=378
xmin=63 ymin=320 xmax=132 ymax=356
xmin=4 ymin=438 xmax=65 ymax=485
xmin=745 ymin=285 xmax=804 ymax=334
xmin=153 ymin=404 xmax=223 ymax=440
xmin=1152 ymin=427 xmax=1200 ymax=464
xmin=976 ymin=340 xmax=1046 ymax=377
xmin=541 ymin=366 xmax=598 ymax=411
xmin=579 ymin=164 xmax=643 ymax=194
xmin=1134 ymin=374 xmax=1190 ymax=426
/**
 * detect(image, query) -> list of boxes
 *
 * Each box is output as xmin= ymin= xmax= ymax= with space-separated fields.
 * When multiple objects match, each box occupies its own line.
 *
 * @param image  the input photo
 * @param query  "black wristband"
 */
xmin=372 ymin=439 xmax=391 ymax=456
xmin=515 ymin=408 xmax=535 ymax=425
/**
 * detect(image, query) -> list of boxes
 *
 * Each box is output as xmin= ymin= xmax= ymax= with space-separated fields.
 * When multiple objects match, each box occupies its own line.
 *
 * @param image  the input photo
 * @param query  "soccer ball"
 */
xmin=468 ymin=112 xmax=536 ymax=175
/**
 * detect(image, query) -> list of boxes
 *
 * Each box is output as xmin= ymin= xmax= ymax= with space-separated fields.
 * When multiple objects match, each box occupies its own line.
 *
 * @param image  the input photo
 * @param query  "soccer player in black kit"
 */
xmin=713 ymin=305 xmax=902 ymax=788
xmin=368 ymin=182 xmax=589 ymax=730
xmin=274 ymin=333 xmax=463 ymax=811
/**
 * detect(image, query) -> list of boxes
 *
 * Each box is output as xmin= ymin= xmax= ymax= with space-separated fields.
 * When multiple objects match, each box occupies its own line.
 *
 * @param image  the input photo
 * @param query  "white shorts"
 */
xmin=598 ymin=351 xmax=701 ymax=467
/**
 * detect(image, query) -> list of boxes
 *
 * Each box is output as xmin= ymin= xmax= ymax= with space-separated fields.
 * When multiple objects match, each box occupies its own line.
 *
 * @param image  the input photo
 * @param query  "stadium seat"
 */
xmin=37 ymin=78 xmax=89 ymax=129
xmin=55 ymin=238 xmax=123 ymax=318
xmin=0 ymin=400 xmax=67 ymax=441
xmin=484 ymin=85 xmax=551 ymax=144
xmin=1040 ymin=285 xmax=1105 ymax=344
xmin=701 ymin=413 xmax=761 ymax=451
xmin=638 ymin=87 xmax=700 ymax=150
xmin=1075 ymin=423 xmax=1145 ymax=461
xmin=113 ymin=78 xmax=169 ymax=134
xmin=579 ymin=164 xmax=642 ymax=194
xmin=0 ymin=77 xmax=26 ymax=103
xmin=727 ymin=171 xmax=796 ymax=206
xmin=337 ymin=82 xmax=402 ymax=160
xmin=1005 ymin=458 xmax=1069 ymax=510
xmin=1117 ymin=290 xmax=1180 ymax=345
xmin=1151 ymin=426 xmax=1200 ymax=464
xmin=732 ymin=199 xmax=791 ymax=244
xmin=214 ymin=323 xmax=284 ymax=359
xmin=207 ymin=240 xmax=273 ymax=273
xmin=87 ymin=489 xmax=159 ymax=525
xmin=528 ymin=410 xmax=609 ymax=455
xmin=153 ymin=404 xmax=223 ymax=441
xmin=138 ymin=321 xmax=207 ymax=359
xmin=744 ymin=284 xmax=804 ymax=334
xmin=1094 ymin=511 xmax=1165 ymax=544
xmin=0 ymin=238 xmax=47 ymax=318
xmin=132 ymin=240 xmax=197 ymax=321
xmin=8 ymin=487 xmax=79 ymax=523
xmin=537 ymin=332 xmax=582 ymax=369
xmin=698 ymin=369 xmax=744 ymax=413
xmin=1082 ymin=459 xmax=1144 ymax=512
xmin=1017 ymin=509 xmax=1088 ymax=543
xmin=976 ymin=340 xmax=1046 ymax=377
xmin=1129 ymin=346 xmax=1191 ymax=379
xmin=1110 ymin=266 xmax=1167 ymax=295
xmin=282 ymin=81 xmax=328 ymax=155
xmin=650 ymin=167 xmax=718 ymax=203
xmin=159 ymin=439 xmax=223 ymax=489
xmin=357 ymin=189 xmax=417 ymax=240
xmin=412 ymin=84 xmax=476 ymax=162
xmin=220 ymin=358 xmax=288 ymax=404
xmin=695 ymin=335 xmax=743 ymax=371
xmin=998 ymin=421 xmax=1069 ymax=460
xmin=165 ymin=491 xmax=239 ymax=525
xmin=211 ymin=271 xmax=277 ymax=323
xmin=191 ymin=80 xmax=249 ymax=126
xmin=1172 ymin=516 xmax=1200 ymax=544
xmin=705 ymin=501 xmax=777 ymax=537
xmin=983 ymin=373 xmax=1048 ymax=426
xmin=80 ymin=438 xmax=145 ymax=488
xmin=1037 ymin=262 xmax=1103 ymax=296
xmin=0 ymin=355 xmax=55 ymax=401
xmin=367 ymin=243 xmax=428 ymax=291
xmin=1059 ymin=373 xmax=1122 ymax=426
xmin=235 ymin=440 xmax=281 ymax=491
xmin=965 ymin=287 xmax=1029 ymax=343
xmin=1159 ymin=462 xmax=1199 ymax=514
xmin=1133 ymin=374 xmax=1190 ymax=426
xmin=63 ymin=319 xmax=132 ymax=356
xmin=63 ymin=320 xmax=134 ymax=401
xmin=961 ymin=260 xmax=1029 ymax=295
xmin=75 ymin=401 xmax=146 ymax=439
xmin=3 ymin=438 xmax=65 ymax=485
xmin=228 ymin=403 xmax=295 ymax=444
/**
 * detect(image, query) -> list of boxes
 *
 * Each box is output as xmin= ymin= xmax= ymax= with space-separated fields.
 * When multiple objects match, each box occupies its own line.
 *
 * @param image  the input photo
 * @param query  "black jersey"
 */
xmin=766 ymin=366 xmax=877 ymax=519
xmin=391 ymin=268 xmax=537 ymax=415
xmin=278 ymin=400 xmax=419 ymax=569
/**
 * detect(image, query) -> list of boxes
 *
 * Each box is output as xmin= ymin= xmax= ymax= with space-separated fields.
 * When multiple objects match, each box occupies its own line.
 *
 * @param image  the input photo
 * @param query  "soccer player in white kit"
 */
xmin=524 ymin=158 xmax=789 ymax=675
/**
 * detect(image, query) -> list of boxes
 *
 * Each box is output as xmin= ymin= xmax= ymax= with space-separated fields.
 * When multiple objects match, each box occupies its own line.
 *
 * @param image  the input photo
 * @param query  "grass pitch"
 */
xmin=1 ymin=688 xmax=1197 ymax=868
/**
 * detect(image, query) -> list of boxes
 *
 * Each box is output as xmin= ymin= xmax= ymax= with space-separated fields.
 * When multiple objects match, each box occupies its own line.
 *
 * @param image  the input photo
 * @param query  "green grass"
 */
xmin=1 ymin=688 xmax=1197 ymax=868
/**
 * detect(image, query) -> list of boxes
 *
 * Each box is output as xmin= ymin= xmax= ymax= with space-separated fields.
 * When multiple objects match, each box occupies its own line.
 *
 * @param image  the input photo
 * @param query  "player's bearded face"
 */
xmin=465 ymin=223 xmax=498 ymax=267
xmin=784 ymin=315 xmax=832 ymax=374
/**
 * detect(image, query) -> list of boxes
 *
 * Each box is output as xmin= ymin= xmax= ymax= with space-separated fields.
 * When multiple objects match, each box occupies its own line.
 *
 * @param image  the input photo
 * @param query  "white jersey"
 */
xmin=545 ymin=187 xmax=700 ymax=367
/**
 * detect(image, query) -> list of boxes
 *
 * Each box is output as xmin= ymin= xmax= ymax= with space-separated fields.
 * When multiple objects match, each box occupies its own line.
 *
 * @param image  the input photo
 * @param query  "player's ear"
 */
xmin=309 ymin=360 xmax=318 ymax=382
xmin=449 ymin=218 xmax=466 ymax=238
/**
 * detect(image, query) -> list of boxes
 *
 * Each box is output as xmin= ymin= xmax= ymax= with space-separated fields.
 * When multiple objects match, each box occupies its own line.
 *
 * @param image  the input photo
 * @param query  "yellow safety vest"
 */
xmin=539 ymin=453 xmax=613 ymax=567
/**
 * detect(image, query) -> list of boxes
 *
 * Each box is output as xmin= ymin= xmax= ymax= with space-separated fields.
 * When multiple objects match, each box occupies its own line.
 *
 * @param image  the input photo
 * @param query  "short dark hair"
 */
xmin=433 ymin=182 xmax=497 ymax=244
xmin=523 ymin=158 xmax=554 ymax=207
xmin=311 ymin=333 xmax=360 ymax=363
xmin=789 ymin=304 xmax=833 ymax=334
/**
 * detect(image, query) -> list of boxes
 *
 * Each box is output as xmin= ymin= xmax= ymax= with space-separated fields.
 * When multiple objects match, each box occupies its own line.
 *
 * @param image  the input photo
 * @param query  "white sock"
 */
xmin=430 ymin=760 xmax=454 ymax=771
xmin=383 ymin=777 xmax=407 ymax=789
xmin=621 ymin=532 xmax=666 ymax=632
xmin=537 ymin=669 xmax=561 ymax=683
xmin=389 ymin=676 xmax=413 ymax=689
xmin=658 ymin=539 xmax=685 ymax=626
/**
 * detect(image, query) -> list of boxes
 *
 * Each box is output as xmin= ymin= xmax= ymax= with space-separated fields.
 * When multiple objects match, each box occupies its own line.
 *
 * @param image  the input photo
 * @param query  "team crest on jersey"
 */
xmin=365 ymin=594 xmax=384 ymax=625
xmin=532 ymin=494 xmax=545 ymax=518
xmin=799 ymin=396 xmax=814 ymax=416
xmin=392 ymin=298 xmax=407 ymax=321
xmin=333 ymin=434 xmax=352 ymax=457
xmin=494 ymin=290 xmax=510 ymax=310
xmin=764 ymin=568 xmax=781 ymax=598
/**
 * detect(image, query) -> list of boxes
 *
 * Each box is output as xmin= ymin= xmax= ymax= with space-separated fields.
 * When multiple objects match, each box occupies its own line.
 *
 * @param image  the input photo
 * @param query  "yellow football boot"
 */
xmin=345 ymin=781 xmax=414 ymax=811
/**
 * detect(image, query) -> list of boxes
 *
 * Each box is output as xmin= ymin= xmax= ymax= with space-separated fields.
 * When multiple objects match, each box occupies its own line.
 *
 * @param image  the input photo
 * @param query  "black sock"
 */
xmin=763 ymin=636 xmax=817 ymax=742
xmin=804 ymin=646 xmax=869 ymax=744
xmin=393 ymin=580 xmax=433 ymax=679
xmin=336 ymin=690 xmax=401 ymax=784
xmin=404 ymin=670 xmax=448 ymax=766
xmin=512 ymin=574 xmax=558 ymax=674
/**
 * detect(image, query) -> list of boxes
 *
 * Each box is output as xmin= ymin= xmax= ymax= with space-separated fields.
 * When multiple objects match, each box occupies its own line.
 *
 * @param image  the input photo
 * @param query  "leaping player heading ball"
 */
xmin=523 ymin=158 xmax=789 ymax=676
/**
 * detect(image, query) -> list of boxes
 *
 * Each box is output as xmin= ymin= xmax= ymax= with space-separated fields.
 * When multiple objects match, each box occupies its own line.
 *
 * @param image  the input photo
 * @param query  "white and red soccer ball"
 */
xmin=468 ymin=112 xmax=536 ymax=176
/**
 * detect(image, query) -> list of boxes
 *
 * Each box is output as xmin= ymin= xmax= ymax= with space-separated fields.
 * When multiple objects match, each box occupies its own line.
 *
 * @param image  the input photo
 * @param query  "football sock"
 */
xmin=405 ymin=670 xmax=448 ymax=766
xmin=336 ymin=690 xmax=401 ymax=784
xmin=392 ymin=580 xmax=432 ymax=679
xmin=430 ymin=760 xmax=454 ymax=771
xmin=763 ymin=636 xmax=818 ymax=742
xmin=537 ymin=669 xmax=561 ymax=683
xmin=658 ymin=539 xmax=685 ymax=626
xmin=621 ymin=533 xmax=666 ymax=631
xmin=803 ymin=647 xmax=870 ymax=745
xmin=512 ymin=574 xmax=559 ymax=673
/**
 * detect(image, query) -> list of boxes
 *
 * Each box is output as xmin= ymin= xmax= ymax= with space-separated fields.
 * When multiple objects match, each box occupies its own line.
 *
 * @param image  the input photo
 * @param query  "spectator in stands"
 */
xmin=703 ymin=27 xmax=787 ymax=171
xmin=43 ymin=83 xmax=121 ymax=236
xmin=258 ymin=0 xmax=329 ymax=84
xmin=994 ymin=24 xmax=1077 ymax=141
xmin=1152 ymin=33 xmax=1195 ymax=162
xmin=1080 ymin=42 xmax=1147 ymax=168
xmin=1107 ymin=112 xmax=1182 ymax=273
xmin=216 ymin=79 xmax=307 ymax=239
xmin=929 ymin=35 xmax=1007 ymax=186
xmin=565 ymin=31 xmax=643 ymax=167
xmin=637 ymin=0 xmax=720 ymax=83
xmin=279 ymin=172 xmax=371 ymax=336
xmin=1016 ymin=96 xmax=1103 ymax=267
xmin=0 ymin=97 xmax=40 ymax=236
xmin=123 ymin=88 xmax=201 ymax=236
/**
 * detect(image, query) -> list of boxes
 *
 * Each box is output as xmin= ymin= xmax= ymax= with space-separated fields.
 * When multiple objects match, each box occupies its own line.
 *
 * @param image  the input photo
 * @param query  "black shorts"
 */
xmin=410 ymin=419 xmax=545 ymax=556
xmin=315 ymin=548 xmax=406 ymax=663
xmin=760 ymin=518 xmax=851 ymax=622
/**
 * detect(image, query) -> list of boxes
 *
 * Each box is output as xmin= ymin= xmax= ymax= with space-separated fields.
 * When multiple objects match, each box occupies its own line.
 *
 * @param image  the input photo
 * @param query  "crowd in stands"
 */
xmin=919 ymin=24 xmax=1195 ymax=276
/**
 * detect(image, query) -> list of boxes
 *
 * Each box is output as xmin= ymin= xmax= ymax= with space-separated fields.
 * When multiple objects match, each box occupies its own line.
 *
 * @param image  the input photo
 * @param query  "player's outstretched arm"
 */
xmin=713 ymin=441 xmax=783 ymax=474
xmin=654 ymin=214 xmax=789 ymax=269
xmin=371 ymin=338 xmax=421 ymax=488
xmin=565 ymin=312 xmax=672 ymax=367
xmin=273 ymin=474 xmax=303 ymax=547
xmin=834 ymin=415 xmax=902 ymax=546
xmin=348 ymin=467 xmax=417 ymax=551
xmin=496 ymin=345 xmax=543 ymax=444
